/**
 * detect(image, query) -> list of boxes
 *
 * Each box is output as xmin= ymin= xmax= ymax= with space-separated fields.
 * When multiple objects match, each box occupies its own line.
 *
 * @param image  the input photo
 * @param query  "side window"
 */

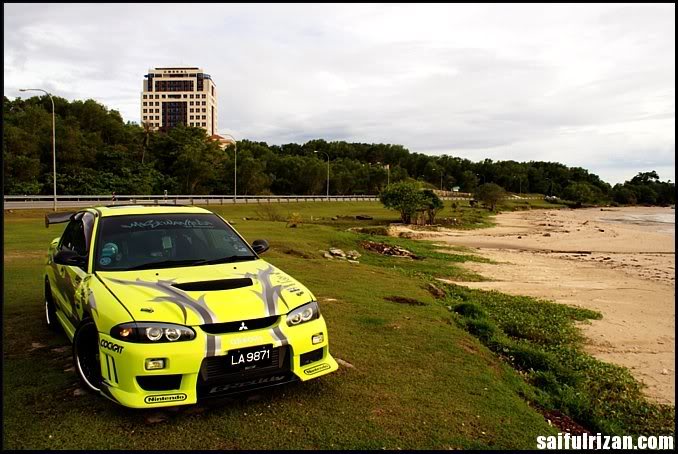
xmin=59 ymin=220 xmax=87 ymax=256
xmin=58 ymin=221 xmax=77 ymax=252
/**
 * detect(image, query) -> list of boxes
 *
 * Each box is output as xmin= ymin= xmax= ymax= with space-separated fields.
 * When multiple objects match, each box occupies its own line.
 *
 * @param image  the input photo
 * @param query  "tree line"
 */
xmin=3 ymin=95 xmax=674 ymax=205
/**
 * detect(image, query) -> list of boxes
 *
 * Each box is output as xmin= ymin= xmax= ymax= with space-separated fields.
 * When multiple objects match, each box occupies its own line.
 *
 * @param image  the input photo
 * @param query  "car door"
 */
xmin=53 ymin=213 xmax=94 ymax=326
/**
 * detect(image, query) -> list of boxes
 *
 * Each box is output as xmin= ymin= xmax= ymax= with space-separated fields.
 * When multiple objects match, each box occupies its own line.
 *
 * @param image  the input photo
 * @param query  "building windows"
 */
xmin=202 ymin=122 xmax=206 ymax=127
xmin=189 ymin=101 xmax=194 ymax=106
xmin=155 ymin=94 xmax=159 ymax=99
xmin=201 ymin=107 xmax=206 ymax=112
xmin=202 ymin=115 xmax=206 ymax=120
xmin=202 ymin=101 xmax=206 ymax=106
xmin=155 ymin=80 xmax=194 ymax=92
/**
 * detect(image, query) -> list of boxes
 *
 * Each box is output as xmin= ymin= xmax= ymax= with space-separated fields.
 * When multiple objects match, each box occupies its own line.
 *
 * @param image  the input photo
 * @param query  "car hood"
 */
xmin=96 ymin=259 xmax=315 ymax=326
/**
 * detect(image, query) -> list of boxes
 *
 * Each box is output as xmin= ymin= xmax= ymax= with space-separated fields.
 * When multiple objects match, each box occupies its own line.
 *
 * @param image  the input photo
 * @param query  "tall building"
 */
xmin=140 ymin=67 xmax=218 ymax=135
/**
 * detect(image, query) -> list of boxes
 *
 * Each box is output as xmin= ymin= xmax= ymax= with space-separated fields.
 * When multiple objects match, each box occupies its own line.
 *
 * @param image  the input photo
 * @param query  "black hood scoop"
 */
xmin=172 ymin=278 xmax=253 ymax=292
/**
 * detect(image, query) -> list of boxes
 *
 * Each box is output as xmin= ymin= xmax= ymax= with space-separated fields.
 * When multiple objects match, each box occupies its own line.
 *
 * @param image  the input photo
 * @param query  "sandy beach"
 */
xmin=397 ymin=206 xmax=675 ymax=405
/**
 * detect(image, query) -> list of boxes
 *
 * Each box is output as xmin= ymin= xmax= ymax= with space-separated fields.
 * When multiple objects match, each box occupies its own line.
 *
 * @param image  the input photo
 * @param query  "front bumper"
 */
xmin=98 ymin=316 xmax=338 ymax=408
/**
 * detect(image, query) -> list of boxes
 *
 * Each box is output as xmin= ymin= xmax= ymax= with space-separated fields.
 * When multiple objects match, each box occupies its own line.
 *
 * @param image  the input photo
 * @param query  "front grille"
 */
xmin=200 ymin=346 xmax=287 ymax=382
xmin=137 ymin=374 xmax=183 ymax=391
xmin=300 ymin=347 xmax=324 ymax=366
xmin=196 ymin=346 xmax=293 ymax=399
xmin=200 ymin=315 xmax=279 ymax=334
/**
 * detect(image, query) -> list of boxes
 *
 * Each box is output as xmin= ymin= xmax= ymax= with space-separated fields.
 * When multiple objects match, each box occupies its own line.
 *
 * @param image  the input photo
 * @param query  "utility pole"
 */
xmin=315 ymin=150 xmax=330 ymax=201
xmin=20 ymin=88 xmax=56 ymax=211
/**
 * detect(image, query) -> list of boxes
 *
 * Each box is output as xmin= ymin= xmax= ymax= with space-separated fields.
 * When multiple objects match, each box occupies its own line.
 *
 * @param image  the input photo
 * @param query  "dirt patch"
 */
xmin=281 ymin=248 xmax=313 ymax=259
xmin=361 ymin=240 xmax=421 ymax=259
xmin=534 ymin=405 xmax=591 ymax=436
xmin=4 ymin=251 xmax=46 ymax=261
xmin=426 ymin=283 xmax=446 ymax=298
xmin=384 ymin=296 xmax=427 ymax=306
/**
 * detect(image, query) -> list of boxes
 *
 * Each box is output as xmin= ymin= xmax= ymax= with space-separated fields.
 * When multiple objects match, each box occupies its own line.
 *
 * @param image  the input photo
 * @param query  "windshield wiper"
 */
xmin=126 ymin=258 xmax=208 ymax=271
xmin=202 ymin=255 xmax=257 ymax=265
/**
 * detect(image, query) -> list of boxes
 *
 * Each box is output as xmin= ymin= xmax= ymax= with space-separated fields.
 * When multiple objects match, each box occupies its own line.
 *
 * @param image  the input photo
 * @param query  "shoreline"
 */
xmin=397 ymin=206 xmax=675 ymax=405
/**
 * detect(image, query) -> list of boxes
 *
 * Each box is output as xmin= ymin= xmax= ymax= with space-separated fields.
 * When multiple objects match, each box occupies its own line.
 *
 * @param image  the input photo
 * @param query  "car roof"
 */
xmin=91 ymin=205 xmax=214 ymax=217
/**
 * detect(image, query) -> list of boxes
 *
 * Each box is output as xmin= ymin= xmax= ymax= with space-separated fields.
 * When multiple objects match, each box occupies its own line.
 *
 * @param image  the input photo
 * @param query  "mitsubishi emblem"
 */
xmin=239 ymin=322 xmax=248 ymax=331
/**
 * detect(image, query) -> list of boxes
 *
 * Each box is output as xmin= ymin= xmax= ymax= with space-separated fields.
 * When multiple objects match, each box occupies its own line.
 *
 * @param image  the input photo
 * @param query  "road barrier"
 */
xmin=4 ymin=194 xmax=543 ymax=209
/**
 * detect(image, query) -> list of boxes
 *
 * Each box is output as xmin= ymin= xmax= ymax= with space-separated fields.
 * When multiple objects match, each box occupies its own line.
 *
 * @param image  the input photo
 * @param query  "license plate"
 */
xmin=226 ymin=345 xmax=273 ymax=372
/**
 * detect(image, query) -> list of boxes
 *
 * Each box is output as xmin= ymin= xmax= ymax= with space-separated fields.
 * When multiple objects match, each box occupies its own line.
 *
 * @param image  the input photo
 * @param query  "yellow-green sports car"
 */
xmin=44 ymin=205 xmax=338 ymax=408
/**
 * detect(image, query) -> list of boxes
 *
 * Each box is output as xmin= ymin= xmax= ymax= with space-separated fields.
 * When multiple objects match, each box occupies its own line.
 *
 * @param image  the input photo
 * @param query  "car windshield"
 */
xmin=94 ymin=213 xmax=256 ymax=271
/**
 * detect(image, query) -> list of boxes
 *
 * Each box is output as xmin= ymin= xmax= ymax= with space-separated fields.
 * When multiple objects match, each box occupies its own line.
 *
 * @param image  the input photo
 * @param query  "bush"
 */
xmin=474 ymin=183 xmax=506 ymax=211
xmin=379 ymin=182 xmax=426 ymax=224
xmin=255 ymin=204 xmax=284 ymax=221
xmin=286 ymin=212 xmax=303 ymax=228
xmin=465 ymin=318 xmax=497 ymax=342
xmin=421 ymin=189 xmax=444 ymax=224
xmin=454 ymin=302 xmax=486 ymax=318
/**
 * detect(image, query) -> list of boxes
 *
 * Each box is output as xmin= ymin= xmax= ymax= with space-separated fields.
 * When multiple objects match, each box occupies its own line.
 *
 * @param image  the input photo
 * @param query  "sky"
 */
xmin=4 ymin=3 xmax=675 ymax=185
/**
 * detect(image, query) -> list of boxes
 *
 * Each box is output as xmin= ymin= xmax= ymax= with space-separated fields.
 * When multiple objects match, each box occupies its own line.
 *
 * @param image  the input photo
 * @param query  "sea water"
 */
xmin=601 ymin=210 xmax=675 ymax=234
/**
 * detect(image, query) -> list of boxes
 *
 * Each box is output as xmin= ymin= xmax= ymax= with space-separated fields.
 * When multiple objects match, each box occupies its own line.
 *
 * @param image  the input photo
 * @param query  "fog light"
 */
xmin=312 ymin=333 xmax=324 ymax=345
xmin=145 ymin=358 xmax=166 ymax=370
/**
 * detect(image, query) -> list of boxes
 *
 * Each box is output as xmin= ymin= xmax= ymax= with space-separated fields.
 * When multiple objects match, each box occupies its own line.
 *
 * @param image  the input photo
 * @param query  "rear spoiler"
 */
xmin=45 ymin=211 xmax=76 ymax=228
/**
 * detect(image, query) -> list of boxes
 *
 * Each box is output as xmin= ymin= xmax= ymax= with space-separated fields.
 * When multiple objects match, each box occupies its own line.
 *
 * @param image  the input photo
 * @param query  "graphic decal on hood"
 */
xmin=105 ymin=277 xmax=221 ymax=357
xmin=242 ymin=265 xmax=291 ymax=317
xmin=241 ymin=265 xmax=295 ymax=347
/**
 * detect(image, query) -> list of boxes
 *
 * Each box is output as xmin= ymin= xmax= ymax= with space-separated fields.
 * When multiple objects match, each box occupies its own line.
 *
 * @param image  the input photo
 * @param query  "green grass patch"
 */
xmin=441 ymin=283 xmax=675 ymax=436
xmin=3 ymin=202 xmax=556 ymax=449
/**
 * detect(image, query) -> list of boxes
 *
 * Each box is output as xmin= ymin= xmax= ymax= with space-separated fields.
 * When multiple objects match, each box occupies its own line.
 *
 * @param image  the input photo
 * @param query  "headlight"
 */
xmin=110 ymin=322 xmax=196 ymax=343
xmin=286 ymin=301 xmax=320 ymax=326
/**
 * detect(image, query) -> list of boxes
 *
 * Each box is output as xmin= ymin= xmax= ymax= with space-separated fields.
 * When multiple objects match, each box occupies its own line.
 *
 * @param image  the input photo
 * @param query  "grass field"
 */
xmin=3 ymin=200 xmax=671 ymax=449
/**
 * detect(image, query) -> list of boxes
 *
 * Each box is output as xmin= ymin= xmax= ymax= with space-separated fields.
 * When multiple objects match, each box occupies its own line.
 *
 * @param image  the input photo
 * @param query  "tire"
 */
xmin=44 ymin=281 xmax=60 ymax=332
xmin=73 ymin=319 xmax=102 ymax=393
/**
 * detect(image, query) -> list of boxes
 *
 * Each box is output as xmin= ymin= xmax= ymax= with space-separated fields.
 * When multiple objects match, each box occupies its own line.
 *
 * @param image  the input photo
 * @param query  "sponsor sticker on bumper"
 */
xmin=303 ymin=363 xmax=331 ymax=375
xmin=144 ymin=393 xmax=187 ymax=404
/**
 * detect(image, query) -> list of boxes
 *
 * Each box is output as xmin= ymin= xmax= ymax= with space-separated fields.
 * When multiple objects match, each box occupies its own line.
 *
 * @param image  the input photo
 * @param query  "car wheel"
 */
xmin=44 ymin=282 xmax=60 ymax=332
xmin=73 ymin=319 xmax=102 ymax=393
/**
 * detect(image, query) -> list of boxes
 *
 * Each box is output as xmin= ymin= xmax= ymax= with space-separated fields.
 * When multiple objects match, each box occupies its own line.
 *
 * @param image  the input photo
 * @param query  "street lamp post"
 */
xmin=21 ymin=88 xmax=56 ymax=211
xmin=314 ymin=150 xmax=330 ymax=201
xmin=513 ymin=176 xmax=522 ymax=195
xmin=219 ymin=133 xmax=237 ymax=203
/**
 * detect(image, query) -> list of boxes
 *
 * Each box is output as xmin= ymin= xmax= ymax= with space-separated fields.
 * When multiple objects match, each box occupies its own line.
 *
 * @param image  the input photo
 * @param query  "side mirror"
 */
xmin=252 ymin=239 xmax=269 ymax=255
xmin=54 ymin=249 xmax=87 ymax=268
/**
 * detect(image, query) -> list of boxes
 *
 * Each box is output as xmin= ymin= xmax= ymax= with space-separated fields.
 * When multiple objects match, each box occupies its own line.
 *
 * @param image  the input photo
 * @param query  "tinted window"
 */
xmin=60 ymin=220 xmax=87 ymax=256
xmin=95 ymin=213 xmax=255 ymax=271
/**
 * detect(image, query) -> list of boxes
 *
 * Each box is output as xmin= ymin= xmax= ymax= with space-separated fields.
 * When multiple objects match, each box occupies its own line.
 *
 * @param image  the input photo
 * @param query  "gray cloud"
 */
xmin=4 ymin=3 xmax=674 ymax=184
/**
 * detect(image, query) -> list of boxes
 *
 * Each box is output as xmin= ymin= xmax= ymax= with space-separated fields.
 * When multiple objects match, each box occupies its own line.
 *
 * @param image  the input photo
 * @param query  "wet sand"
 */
xmin=396 ymin=207 xmax=675 ymax=404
